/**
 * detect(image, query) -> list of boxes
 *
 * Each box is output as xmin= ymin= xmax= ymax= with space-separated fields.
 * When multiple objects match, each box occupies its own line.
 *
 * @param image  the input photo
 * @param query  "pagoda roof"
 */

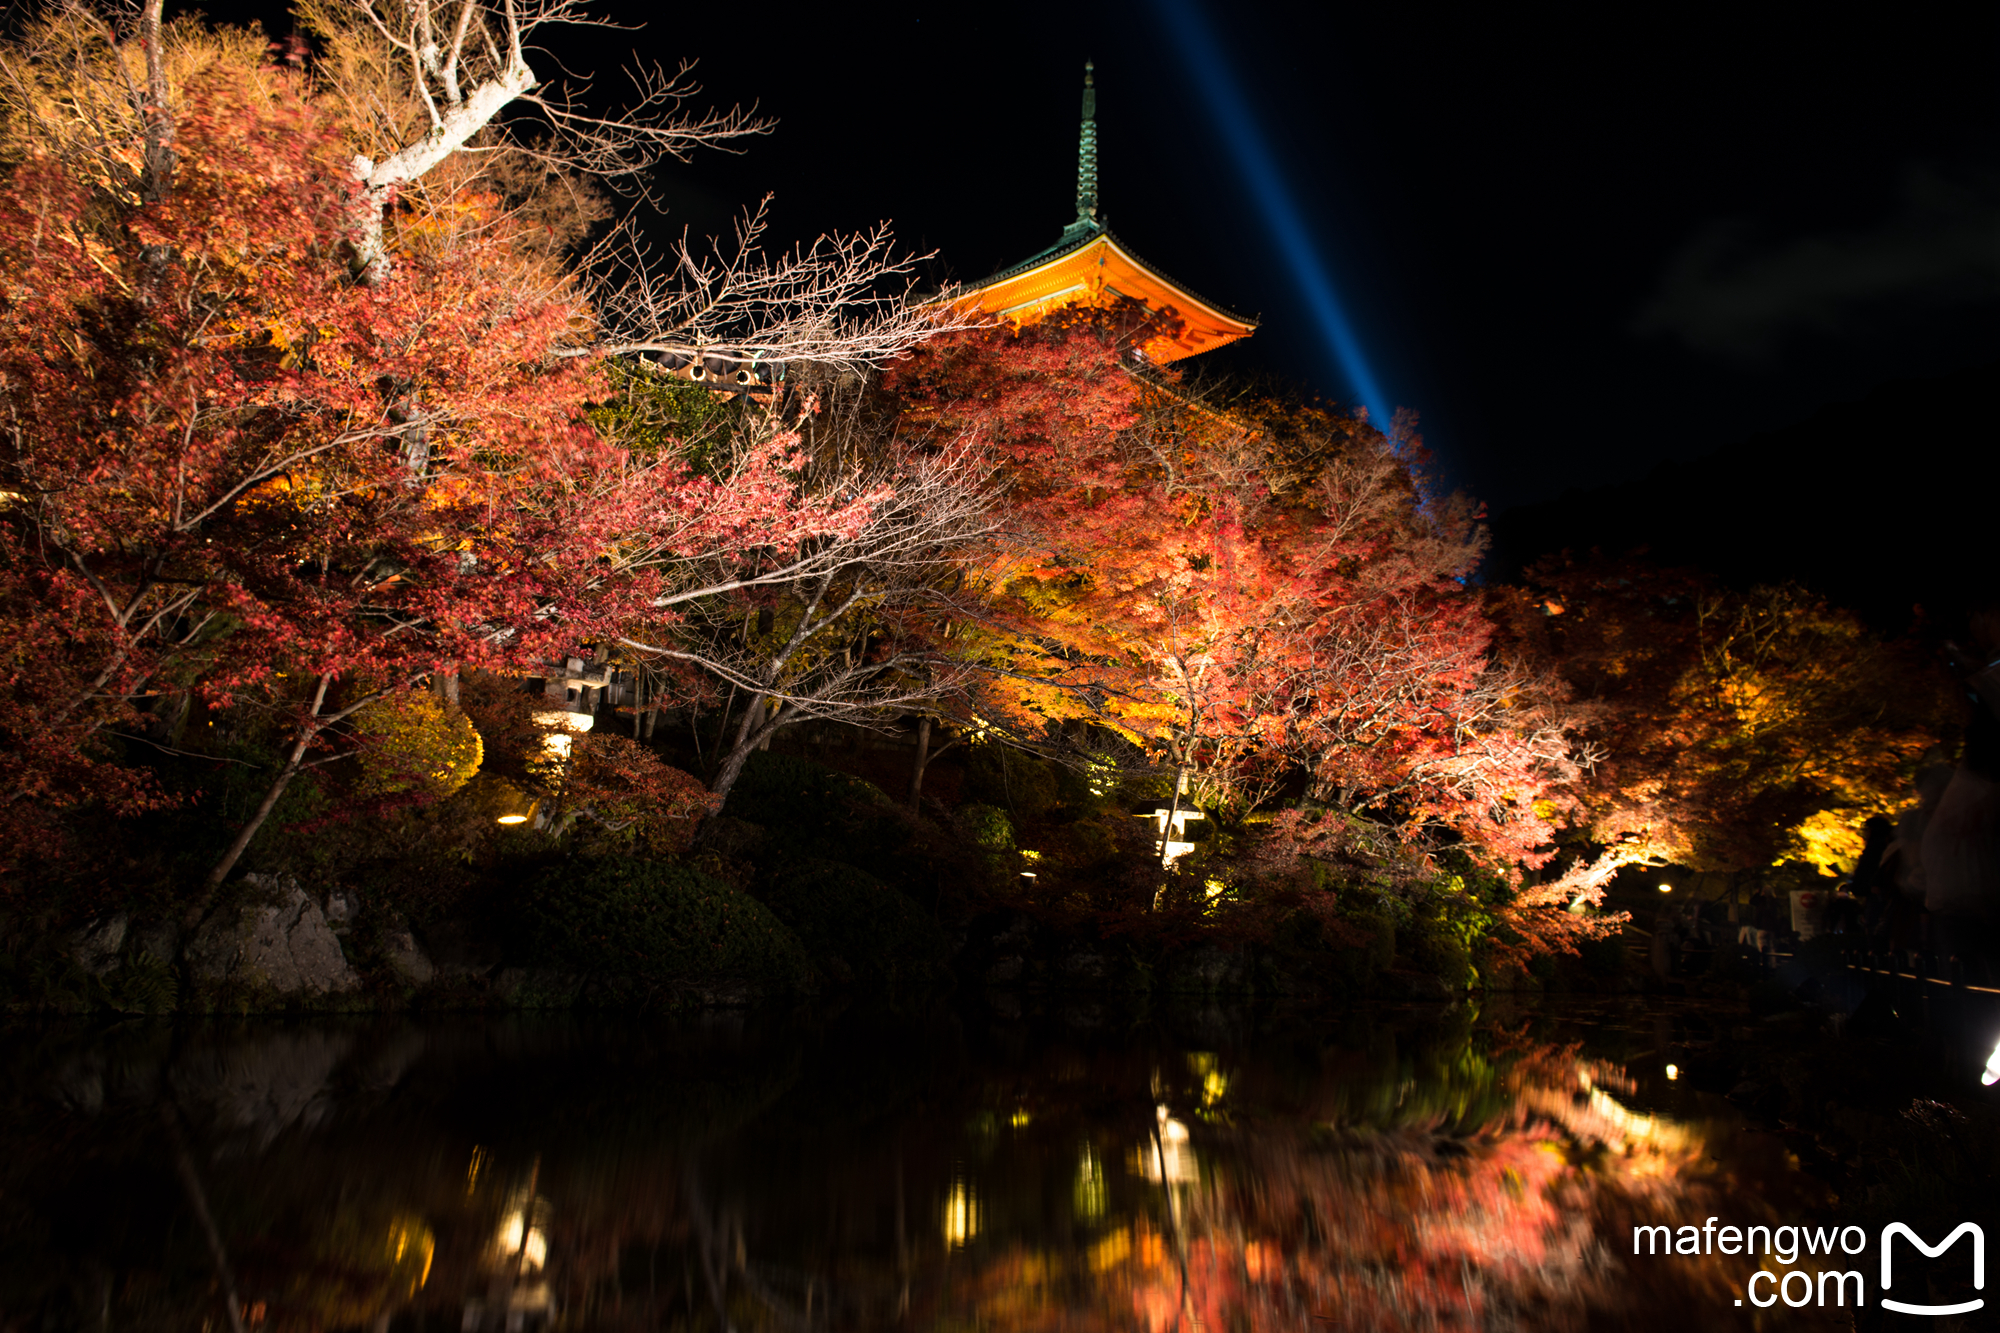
xmin=952 ymin=224 xmax=1258 ymax=364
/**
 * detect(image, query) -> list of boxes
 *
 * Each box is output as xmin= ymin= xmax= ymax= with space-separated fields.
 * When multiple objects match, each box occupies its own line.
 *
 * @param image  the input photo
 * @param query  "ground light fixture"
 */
xmin=1665 ymin=1064 xmax=1679 ymax=1081
xmin=1658 ymin=883 xmax=1673 ymax=893
xmin=1982 ymin=1034 xmax=2000 ymax=1087
xmin=492 ymin=781 xmax=540 ymax=826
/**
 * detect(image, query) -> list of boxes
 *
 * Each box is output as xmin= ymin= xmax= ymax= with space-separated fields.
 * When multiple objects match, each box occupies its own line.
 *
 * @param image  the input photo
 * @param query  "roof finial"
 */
xmin=1068 ymin=60 xmax=1100 ymax=236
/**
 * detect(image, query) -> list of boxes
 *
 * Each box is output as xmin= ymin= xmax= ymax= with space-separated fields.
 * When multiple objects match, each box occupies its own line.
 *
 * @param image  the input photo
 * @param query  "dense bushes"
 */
xmin=513 ymin=858 xmax=812 ymax=997
xmin=754 ymin=859 xmax=950 ymax=988
xmin=722 ymin=752 xmax=983 ymax=899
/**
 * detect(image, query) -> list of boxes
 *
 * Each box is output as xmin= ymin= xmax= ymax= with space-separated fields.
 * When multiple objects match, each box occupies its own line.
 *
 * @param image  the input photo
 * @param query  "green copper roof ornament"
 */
xmin=1064 ymin=60 xmax=1101 ymax=239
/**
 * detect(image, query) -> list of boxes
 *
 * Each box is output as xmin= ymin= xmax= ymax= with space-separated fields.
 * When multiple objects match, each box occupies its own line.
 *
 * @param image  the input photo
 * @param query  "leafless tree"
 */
xmin=300 ymin=0 xmax=975 ymax=362
xmin=581 ymin=200 xmax=965 ymax=376
xmin=617 ymin=437 xmax=1000 ymax=802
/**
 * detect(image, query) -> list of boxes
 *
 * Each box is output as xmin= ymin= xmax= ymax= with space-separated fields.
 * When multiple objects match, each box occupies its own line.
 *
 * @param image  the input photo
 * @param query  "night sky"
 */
xmin=194 ymin=1 xmax=1999 ymax=512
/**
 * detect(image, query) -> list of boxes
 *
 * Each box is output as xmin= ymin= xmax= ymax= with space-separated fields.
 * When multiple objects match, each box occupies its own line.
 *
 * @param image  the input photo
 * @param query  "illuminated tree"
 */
xmin=619 ymin=410 xmax=998 ymax=803
xmin=554 ymin=734 xmax=709 ymax=852
xmin=888 ymin=314 xmax=1591 ymax=897
xmin=0 ymin=0 xmax=990 ymax=892
xmin=0 ymin=20 xmax=914 ymax=893
xmin=1491 ymin=557 xmax=1960 ymax=875
xmin=351 ymin=691 xmax=484 ymax=802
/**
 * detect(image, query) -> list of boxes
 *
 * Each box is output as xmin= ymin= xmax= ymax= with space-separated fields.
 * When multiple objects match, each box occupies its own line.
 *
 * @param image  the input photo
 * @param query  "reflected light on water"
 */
xmin=1076 ymin=1144 xmax=1108 ymax=1221
xmin=943 ymin=1176 xmax=980 ymax=1248
xmin=1187 ymin=1052 xmax=1229 ymax=1108
xmin=10 ymin=1009 xmax=1851 ymax=1332
xmin=495 ymin=1210 xmax=547 ymax=1272
xmin=1133 ymin=1104 xmax=1199 ymax=1184
xmin=387 ymin=1216 xmax=435 ymax=1295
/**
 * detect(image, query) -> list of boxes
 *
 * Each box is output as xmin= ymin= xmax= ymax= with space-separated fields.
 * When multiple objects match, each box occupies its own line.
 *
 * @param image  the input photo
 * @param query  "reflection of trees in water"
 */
xmin=0 ymin=1008 xmax=1836 ymax=1331
xmin=933 ymin=1038 xmax=1820 ymax=1333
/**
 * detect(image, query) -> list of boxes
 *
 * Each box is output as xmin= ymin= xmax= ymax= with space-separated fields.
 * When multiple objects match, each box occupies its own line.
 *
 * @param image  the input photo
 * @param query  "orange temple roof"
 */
xmin=953 ymin=228 xmax=1257 ymax=363
xmin=949 ymin=62 xmax=1257 ymax=365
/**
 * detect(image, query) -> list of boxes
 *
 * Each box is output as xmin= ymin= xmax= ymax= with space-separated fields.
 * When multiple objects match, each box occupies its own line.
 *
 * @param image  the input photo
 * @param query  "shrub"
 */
xmin=720 ymin=752 xmax=999 ymax=912
xmin=754 ymin=859 xmax=950 ymax=988
xmin=352 ymin=690 xmax=482 ymax=802
xmin=1258 ymin=895 xmax=1394 ymax=994
xmin=724 ymin=752 xmax=897 ymax=828
xmin=514 ymin=858 xmax=812 ymax=995
xmin=962 ymin=745 xmax=1057 ymax=819
xmin=459 ymin=670 xmax=546 ymax=783
xmin=563 ymin=736 xmax=709 ymax=854
xmin=957 ymin=803 xmax=1014 ymax=852
xmin=1407 ymin=909 xmax=1474 ymax=990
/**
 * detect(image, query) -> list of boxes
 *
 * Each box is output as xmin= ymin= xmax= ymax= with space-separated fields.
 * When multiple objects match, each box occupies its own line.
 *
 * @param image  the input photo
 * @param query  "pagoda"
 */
xmin=953 ymin=62 xmax=1257 ymax=364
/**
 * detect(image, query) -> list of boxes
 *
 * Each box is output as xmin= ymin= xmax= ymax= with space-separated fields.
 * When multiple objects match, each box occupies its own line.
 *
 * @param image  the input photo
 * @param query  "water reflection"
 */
xmin=0 ymin=1002 xmax=1842 ymax=1330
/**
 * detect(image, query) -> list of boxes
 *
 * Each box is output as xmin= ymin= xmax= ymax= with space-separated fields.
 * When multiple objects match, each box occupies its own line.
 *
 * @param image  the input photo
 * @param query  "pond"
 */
xmin=2 ymin=992 xmax=1993 ymax=1331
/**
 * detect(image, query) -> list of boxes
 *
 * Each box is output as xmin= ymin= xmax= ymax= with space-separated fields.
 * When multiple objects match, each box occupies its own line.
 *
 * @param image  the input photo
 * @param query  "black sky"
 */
xmin=198 ymin=0 xmax=2000 ymax=511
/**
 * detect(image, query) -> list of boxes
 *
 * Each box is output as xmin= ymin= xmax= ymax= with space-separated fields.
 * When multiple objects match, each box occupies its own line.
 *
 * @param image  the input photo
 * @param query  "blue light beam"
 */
xmin=1152 ymin=0 xmax=1394 ymax=431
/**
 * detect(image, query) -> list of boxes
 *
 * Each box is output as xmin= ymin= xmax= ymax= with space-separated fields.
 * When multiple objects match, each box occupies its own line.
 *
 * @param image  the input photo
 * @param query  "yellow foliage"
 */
xmin=1788 ymin=808 xmax=1868 ymax=875
xmin=353 ymin=690 xmax=483 ymax=801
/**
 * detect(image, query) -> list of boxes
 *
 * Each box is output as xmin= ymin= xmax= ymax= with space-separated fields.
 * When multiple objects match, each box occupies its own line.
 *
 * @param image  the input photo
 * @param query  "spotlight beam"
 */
xmin=1152 ymin=0 xmax=1393 ymax=430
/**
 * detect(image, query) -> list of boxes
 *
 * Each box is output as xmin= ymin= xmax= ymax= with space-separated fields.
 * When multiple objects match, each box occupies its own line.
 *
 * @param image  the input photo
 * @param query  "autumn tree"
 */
xmin=1491 ymin=555 xmax=1962 ymax=876
xmin=0 ymin=7 xmax=946 ymax=893
xmin=889 ymin=313 xmax=1596 ymax=914
xmin=617 ymin=389 xmax=999 ymax=802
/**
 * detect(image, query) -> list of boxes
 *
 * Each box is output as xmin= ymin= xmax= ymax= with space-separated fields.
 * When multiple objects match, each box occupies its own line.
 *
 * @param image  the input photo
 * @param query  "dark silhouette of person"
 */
xmin=1924 ymin=614 xmax=2000 ymax=985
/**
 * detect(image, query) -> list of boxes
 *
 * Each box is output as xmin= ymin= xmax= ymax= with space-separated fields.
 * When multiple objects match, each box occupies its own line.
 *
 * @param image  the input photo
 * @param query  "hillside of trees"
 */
xmin=0 ymin=0 xmax=1976 ymax=1014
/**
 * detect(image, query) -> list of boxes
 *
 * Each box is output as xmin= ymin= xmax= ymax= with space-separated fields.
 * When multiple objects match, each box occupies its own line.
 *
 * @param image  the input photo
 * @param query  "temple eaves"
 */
xmin=950 ymin=62 xmax=1257 ymax=365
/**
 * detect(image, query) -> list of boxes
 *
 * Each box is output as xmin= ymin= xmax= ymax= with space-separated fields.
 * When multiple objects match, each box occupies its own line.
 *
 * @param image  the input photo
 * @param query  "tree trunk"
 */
xmin=200 ymin=673 xmax=330 ymax=898
xmin=708 ymin=693 xmax=771 ymax=807
xmin=1151 ymin=766 xmax=1188 ymax=909
xmin=138 ymin=0 xmax=176 ymax=205
xmin=163 ymin=1103 xmax=246 ymax=1333
xmin=907 ymin=716 xmax=932 ymax=808
xmin=1158 ymin=768 xmax=1187 ymax=869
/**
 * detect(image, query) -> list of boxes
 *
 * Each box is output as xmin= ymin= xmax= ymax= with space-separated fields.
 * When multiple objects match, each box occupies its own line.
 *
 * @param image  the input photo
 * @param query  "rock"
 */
xmin=985 ymin=955 xmax=1025 ymax=985
xmin=324 ymin=889 xmax=357 ymax=931
xmin=187 ymin=875 xmax=359 ymax=997
xmin=1059 ymin=952 xmax=1109 ymax=986
xmin=383 ymin=926 xmax=435 ymax=985
xmin=131 ymin=921 xmax=179 ymax=968
xmin=1159 ymin=945 xmax=1246 ymax=994
xmin=71 ymin=915 xmax=128 ymax=976
xmin=418 ymin=918 xmax=505 ymax=983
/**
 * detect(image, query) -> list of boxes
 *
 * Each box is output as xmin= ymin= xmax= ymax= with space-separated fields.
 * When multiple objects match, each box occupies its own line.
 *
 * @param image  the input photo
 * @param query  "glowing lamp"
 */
xmin=491 ymin=783 xmax=539 ymax=827
xmin=1658 ymin=883 xmax=1673 ymax=894
xmin=1982 ymin=1035 xmax=2000 ymax=1087
xmin=1142 ymin=807 xmax=1205 ymax=866
xmin=532 ymin=709 xmax=592 ymax=762
xmin=1665 ymin=1064 xmax=1679 ymax=1081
